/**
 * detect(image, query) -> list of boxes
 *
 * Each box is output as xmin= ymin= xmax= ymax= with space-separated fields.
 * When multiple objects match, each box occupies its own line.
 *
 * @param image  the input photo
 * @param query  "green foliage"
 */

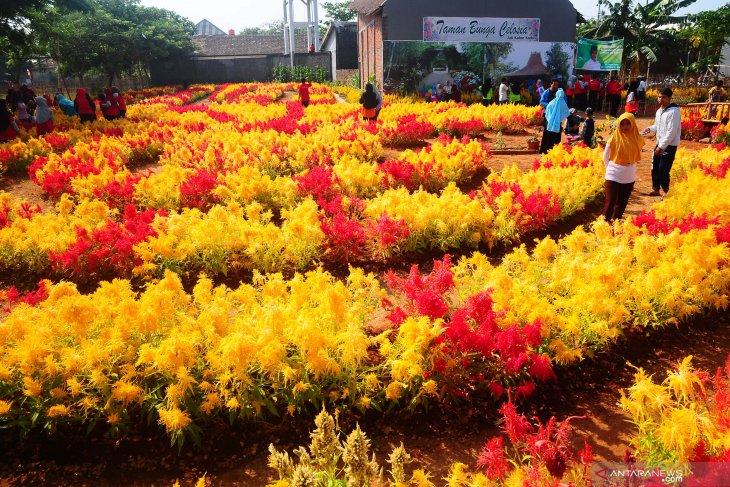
xmin=322 ymin=1 xmax=355 ymax=23
xmin=349 ymin=71 xmax=360 ymax=88
xmin=272 ymin=64 xmax=329 ymax=83
xmin=546 ymin=43 xmax=570 ymax=85
xmin=2 ymin=0 xmax=193 ymax=84
xmin=239 ymin=20 xmax=284 ymax=35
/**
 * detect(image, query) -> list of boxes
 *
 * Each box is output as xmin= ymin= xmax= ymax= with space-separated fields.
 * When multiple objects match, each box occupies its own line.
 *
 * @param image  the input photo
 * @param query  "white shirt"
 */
xmin=646 ymin=105 xmax=681 ymax=150
xmin=499 ymin=83 xmax=509 ymax=102
xmin=638 ymin=80 xmax=646 ymax=92
xmin=582 ymin=58 xmax=602 ymax=71
xmin=603 ymin=144 xmax=638 ymax=184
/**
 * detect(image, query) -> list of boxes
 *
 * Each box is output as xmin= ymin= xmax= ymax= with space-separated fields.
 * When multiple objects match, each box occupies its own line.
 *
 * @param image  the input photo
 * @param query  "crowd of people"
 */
xmin=0 ymin=82 xmax=127 ymax=142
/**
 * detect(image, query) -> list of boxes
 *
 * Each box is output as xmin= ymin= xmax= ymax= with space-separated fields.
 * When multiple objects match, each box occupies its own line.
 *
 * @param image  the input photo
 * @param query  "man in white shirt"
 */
xmin=641 ymin=87 xmax=681 ymax=196
xmin=498 ymin=77 xmax=509 ymax=104
xmin=637 ymin=77 xmax=647 ymax=101
xmin=582 ymin=45 xmax=602 ymax=71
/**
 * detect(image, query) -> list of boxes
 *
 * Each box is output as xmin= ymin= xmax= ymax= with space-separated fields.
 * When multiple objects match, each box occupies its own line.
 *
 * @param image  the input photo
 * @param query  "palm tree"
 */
xmin=582 ymin=0 xmax=696 ymax=77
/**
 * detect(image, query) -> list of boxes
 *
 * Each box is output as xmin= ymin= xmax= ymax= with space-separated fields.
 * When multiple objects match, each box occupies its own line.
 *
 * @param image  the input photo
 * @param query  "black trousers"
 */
xmin=651 ymin=145 xmax=677 ymax=193
xmin=604 ymin=180 xmax=634 ymax=222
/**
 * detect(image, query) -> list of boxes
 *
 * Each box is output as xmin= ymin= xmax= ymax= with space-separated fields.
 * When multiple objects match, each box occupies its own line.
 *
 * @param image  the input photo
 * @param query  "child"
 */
xmin=565 ymin=108 xmax=584 ymax=143
xmin=581 ymin=108 xmax=595 ymax=147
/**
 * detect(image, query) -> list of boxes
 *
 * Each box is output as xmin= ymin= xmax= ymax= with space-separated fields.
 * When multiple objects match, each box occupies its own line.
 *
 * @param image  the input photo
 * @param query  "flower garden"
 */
xmin=1 ymin=83 xmax=730 ymax=485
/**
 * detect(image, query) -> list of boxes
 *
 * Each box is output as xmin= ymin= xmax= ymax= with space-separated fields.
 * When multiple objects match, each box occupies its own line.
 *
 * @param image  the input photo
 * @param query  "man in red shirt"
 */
xmin=606 ymin=76 xmax=622 ymax=117
xmin=573 ymin=75 xmax=587 ymax=111
xmin=298 ymin=78 xmax=312 ymax=107
xmin=587 ymin=75 xmax=601 ymax=111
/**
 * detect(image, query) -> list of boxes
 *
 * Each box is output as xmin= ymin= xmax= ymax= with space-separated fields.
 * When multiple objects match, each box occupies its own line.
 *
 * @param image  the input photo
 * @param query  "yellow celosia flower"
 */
xmin=47 ymin=404 xmax=71 ymax=417
xmin=157 ymin=407 xmax=192 ymax=433
xmin=0 ymin=401 xmax=12 ymax=415
xmin=385 ymin=381 xmax=404 ymax=400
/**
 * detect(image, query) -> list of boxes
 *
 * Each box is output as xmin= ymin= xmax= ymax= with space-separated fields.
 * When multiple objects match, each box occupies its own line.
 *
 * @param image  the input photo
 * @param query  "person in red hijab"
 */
xmin=0 ymin=99 xmax=20 ymax=142
xmin=298 ymin=78 xmax=312 ymax=107
xmin=74 ymin=88 xmax=97 ymax=123
xmin=99 ymin=88 xmax=119 ymax=120
xmin=111 ymin=86 xmax=126 ymax=118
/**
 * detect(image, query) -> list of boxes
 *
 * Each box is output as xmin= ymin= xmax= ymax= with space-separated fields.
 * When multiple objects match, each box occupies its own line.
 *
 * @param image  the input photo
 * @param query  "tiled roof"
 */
xmin=349 ymin=0 xmax=386 ymax=15
xmin=192 ymin=34 xmax=310 ymax=57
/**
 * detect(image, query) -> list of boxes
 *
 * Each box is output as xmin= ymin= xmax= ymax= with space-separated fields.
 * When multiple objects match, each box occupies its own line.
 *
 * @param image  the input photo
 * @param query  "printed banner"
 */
xmin=576 ymin=38 xmax=624 ymax=71
xmin=382 ymin=40 xmax=575 ymax=95
xmin=423 ymin=17 xmax=540 ymax=42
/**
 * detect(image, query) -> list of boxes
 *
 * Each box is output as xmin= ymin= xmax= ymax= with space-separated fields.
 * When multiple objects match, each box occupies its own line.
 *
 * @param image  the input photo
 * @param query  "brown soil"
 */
xmin=0 ymin=107 xmax=724 ymax=486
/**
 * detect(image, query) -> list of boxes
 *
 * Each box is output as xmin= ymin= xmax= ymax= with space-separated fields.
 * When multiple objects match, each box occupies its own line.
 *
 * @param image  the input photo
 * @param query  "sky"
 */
xmin=138 ymin=0 xmax=726 ymax=32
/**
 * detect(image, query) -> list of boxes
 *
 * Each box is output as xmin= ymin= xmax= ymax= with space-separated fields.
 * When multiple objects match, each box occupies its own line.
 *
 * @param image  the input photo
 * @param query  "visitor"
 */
xmin=111 ymin=86 xmax=127 ymax=118
xmin=6 ymin=83 xmax=20 ymax=112
xmin=587 ymin=75 xmax=600 ymax=112
xmin=479 ymin=79 xmax=493 ymax=106
xmin=536 ymin=79 xmax=545 ymax=101
xmin=606 ymin=76 xmax=622 ymax=117
xmin=498 ymin=77 xmax=509 ymax=104
xmin=641 ymin=87 xmax=681 ymax=197
xmin=0 ymin=99 xmax=20 ymax=142
xmin=603 ymin=112 xmax=644 ymax=223
xmin=55 ymin=93 xmax=77 ymax=117
xmin=359 ymin=83 xmax=379 ymax=121
xmin=581 ymin=107 xmax=595 ymax=147
xmin=74 ymin=88 xmax=97 ymax=123
xmin=564 ymin=108 xmax=583 ymax=142
xmin=539 ymin=88 xmax=569 ymax=154
xmin=509 ymin=82 xmax=522 ymax=104
xmin=451 ymin=80 xmax=461 ymax=103
xmin=105 ymin=88 xmax=119 ymax=119
xmin=636 ymin=77 xmax=646 ymax=102
xmin=709 ymin=80 xmax=725 ymax=102
xmin=373 ymin=83 xmax=383 ymax=120
xmin=624 ymin=89 xmax=638 ymax=115
xmin=443 ymin=80 xmax=453 ymax=100
xmin=34 ymin=96 xmax=54 ymax=136
xmin=573 ymin=75 xmax=587 ymax=111
xmin=540 ymin=78 xmax=560 ymax=108
xmin=436 ymin=84 xmax=448 ymax=102
xmin=15 ymin=102 xmax=34 ymax=123
xmin=98 ymin=92 xmax=114 ymax=120
xmin=298 ymin=78 xmax=312 ymax=107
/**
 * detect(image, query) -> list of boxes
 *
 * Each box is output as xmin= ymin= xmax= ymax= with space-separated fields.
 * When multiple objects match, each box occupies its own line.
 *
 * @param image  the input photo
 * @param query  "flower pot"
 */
xmin=527 ymin=140 xmax=540 ymax=150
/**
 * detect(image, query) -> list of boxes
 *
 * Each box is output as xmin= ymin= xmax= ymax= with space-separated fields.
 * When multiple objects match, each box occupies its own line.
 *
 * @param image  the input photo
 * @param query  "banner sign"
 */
xmin=423 ymin=17 xmax=540 ymax=42
xmin=576 ymin=38 xmax=624 ymax=71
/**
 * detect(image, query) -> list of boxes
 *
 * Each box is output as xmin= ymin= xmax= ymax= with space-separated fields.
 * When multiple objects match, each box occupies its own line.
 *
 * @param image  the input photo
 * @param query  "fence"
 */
xmin=151 ymin=52 xmax=331 ymax=86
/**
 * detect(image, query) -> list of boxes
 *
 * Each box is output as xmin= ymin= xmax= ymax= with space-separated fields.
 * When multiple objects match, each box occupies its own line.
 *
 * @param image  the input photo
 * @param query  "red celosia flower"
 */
xmin=542 ymin=447 xmax=568 ymax=479
xmin=476 ymin=437 xmax=510 ymax=479
xmin=529 ymin=354 xmax=557 ymax=382
xmin=498 ymin=398 xmax=533 ymax=444
xmin=179 ymin=168 xmax=220 ymax=210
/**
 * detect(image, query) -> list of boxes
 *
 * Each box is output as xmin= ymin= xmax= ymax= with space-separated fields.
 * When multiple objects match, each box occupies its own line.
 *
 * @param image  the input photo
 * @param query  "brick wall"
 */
xmin=357 ymin=12 xmax=384 ymax=89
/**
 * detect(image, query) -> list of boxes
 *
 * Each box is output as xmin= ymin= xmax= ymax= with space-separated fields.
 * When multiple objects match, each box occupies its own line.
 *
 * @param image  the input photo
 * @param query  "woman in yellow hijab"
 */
xmin=602 ymin=112 xmax=644 ymax=222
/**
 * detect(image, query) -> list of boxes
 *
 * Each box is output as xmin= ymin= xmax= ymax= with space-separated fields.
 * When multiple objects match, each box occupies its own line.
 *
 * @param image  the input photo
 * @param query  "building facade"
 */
xmin=350 ymin=0 xmax=579 ymax=90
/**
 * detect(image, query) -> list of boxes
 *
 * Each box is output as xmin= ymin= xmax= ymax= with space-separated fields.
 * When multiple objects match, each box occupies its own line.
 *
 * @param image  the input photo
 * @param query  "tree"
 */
xmin=239 ymin=20 xmax=284 ymax=35
xmin=582 ymin=0 xmax=697 ymax=75
xmin=0 ymin=0 xmax=90 ymax=82
xmin=322 ymin=1 xmax=355 ymax=23
xmin=678 ymin=5 xmax=730 ymax=75
xmin=37 ymin=0 xmax=193 ymax=85
xmin=546 ymin=43 xmax=570 ymax=84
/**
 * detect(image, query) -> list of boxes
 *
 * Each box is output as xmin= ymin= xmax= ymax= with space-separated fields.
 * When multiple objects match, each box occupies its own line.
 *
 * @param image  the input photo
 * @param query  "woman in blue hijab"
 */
xmin=55 ymin=92 xmax=77 ymax=116
xmin=539 ymin=88 xmax=570 ymax=154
